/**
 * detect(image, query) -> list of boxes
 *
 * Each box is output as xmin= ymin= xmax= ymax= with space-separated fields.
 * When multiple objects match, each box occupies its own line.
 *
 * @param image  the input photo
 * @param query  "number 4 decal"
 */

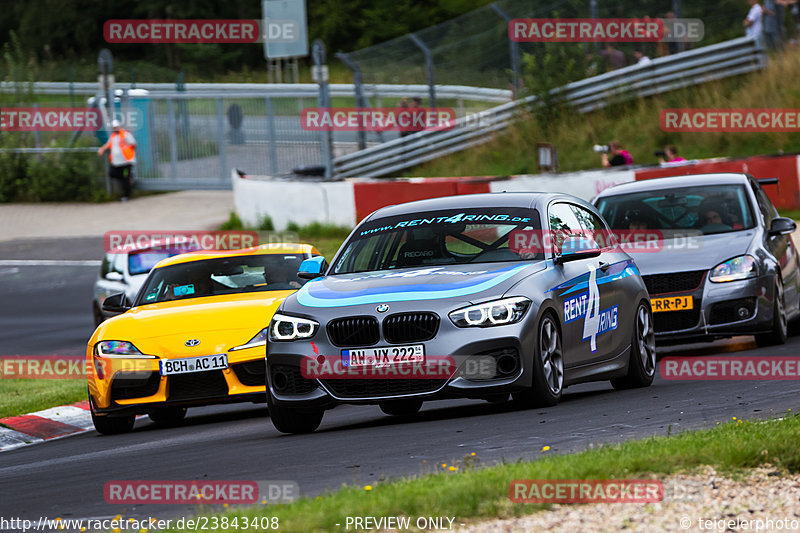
xmin=582 ymin=265 xmax=600 ymax=352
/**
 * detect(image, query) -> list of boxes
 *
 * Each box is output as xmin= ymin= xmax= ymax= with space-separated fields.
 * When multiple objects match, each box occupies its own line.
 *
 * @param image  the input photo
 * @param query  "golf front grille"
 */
xmin=653 ymin=309 xmax=701 ymax=333
xmin=327 ymin=316 xmax=380 ymax=346
xmin=383 ymin=312 xmax=440 ymax=343
xmin=168 ymin=370 xmax=228 ymax=400
xmin=643 ymin=271 xmax=705 ymax=294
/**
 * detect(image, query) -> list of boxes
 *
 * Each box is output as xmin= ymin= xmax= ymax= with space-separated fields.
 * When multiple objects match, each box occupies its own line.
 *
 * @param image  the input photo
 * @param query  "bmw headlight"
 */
xmin=94 ymin=340 xmax=154 ymax=358
xmin=449 ymin=297 xmax=531 ymax=327
xmin=709 ymin=255 xmax=757 ymax=283
xmin=269 ymin=313 xmax=319 ymax=341
xmin=230 ymin=328 xmax=268 ymax=351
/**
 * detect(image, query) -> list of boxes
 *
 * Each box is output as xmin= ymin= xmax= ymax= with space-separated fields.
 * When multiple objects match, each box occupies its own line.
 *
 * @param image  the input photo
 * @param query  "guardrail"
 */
xmin=0 ymin=81 xmax=511 ymax=103
xmin=334 ymin=36 xmax=767 ymax=178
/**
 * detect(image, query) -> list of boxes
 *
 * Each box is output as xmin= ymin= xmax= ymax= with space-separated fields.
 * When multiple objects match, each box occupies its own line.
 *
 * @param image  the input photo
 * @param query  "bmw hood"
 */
xmin=626 ymin=230 xmax=755 ymax=275
xmin=289 ymin=262 xmax=546 ymax=309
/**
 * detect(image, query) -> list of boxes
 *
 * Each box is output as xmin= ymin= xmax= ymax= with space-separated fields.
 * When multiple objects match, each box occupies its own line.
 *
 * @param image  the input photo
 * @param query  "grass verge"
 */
xmin=0 ymin=379 xmax=86 ymax=419
xmin=409 ymin=47 xmax=800 ymax=177
xmin=165 ymin=412 xmax=799 ymax=533
xmin=220 ymin=213 xmax=349 ymax=261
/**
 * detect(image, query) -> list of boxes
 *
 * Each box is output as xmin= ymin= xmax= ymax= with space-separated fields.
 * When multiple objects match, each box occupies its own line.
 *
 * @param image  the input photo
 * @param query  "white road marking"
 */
xmin=0 ymin=260 xmax=100 ymax=266
xmin=0 ymin=426 xmax=44 ymax=451
xmin=33 ymin=406 xmax=93 ymax=430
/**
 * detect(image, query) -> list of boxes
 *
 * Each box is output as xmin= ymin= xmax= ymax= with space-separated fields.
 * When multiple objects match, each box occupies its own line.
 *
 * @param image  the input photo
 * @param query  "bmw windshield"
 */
xmin=332 ymin=208 xmax=542 ymax=274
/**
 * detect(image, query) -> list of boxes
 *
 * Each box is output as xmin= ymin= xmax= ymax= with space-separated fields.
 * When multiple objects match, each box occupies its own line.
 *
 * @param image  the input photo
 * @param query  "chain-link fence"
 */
xmin=341 ymin=0 xmax=750 ymax=96
xmin=143 ymin=94 xmax=324 ymax=187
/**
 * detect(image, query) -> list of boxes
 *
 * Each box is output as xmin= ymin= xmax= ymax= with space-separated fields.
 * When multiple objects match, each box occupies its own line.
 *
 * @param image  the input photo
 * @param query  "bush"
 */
xmin=220 ymin=212 xmax=244 ymax=230
xmin=286 ymin=221 xmax=352 ymax=239
xmin=258 ymin=215 xmax=275 ymax=231
xmin=0 ymin=145 xmax=105 ymax=203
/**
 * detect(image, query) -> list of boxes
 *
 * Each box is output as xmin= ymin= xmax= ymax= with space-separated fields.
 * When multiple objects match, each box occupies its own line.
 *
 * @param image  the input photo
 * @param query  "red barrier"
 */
xmin=634 ymin=155 xmax=800 ymax=210
xmin=353 ymin=177 xmax=495 ymax=222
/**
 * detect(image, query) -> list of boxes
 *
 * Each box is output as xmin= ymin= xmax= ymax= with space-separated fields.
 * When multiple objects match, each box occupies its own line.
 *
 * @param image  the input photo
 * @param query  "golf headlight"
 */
xmin=269 ymin=313 xmax=319 ymax=341
xmin=449 ymin=297 xmax=531 ymax=327
xmin=709 ymin=255 xmax=757 ymax=283
xmin=94 ymin=340 xmax=154 ymax=358
xmin=230 ymin=328 xmax=268 ymax=351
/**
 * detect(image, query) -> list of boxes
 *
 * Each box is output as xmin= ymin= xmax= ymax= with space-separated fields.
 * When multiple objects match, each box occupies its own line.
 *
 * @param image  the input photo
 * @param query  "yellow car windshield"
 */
xmin=135 ymin=254 xmax=308 ymax=306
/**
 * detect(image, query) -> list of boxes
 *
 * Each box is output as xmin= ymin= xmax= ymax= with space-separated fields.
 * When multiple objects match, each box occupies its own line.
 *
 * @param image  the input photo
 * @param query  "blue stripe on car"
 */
xmin=548 ymin=259 xmax=638 ymax=296
xmin=296 ymin=263 xmax=531 ymax=308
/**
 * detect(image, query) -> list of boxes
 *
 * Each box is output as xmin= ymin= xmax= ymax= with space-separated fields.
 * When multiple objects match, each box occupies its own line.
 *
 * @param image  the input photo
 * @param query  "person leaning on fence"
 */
xmin=744 ymin=0 xmax=764 ymax=40
xmin=97 ymin=119 xmax=137 ymax=202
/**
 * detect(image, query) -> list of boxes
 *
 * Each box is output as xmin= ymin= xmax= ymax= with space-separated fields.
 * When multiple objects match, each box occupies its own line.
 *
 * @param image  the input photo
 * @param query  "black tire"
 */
xmin=755 ymin=279 xmax=788 ymax=347
xmin=148 ymin=407 xmax=187 ymax=427
xmin=512 ymin=312 xmax=563 ymax=408
xmin=90 ymin=394 xmax=135 ymax=435
xmin=611 ymin=301 xmax=656 ymax=390
xmin=379 ymin=399 xmax=423 ymax=416
xmin=267 ymin=394 xmax=323 ymax=434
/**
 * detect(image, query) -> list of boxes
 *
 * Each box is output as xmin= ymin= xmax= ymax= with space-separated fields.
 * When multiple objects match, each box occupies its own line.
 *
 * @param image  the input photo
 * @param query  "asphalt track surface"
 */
xmin=1 ymin=237 xmax=800 ymax=525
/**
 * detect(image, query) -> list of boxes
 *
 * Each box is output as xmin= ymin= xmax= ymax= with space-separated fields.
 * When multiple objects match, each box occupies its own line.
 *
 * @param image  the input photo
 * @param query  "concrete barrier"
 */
xmin=634 ymin=154 xmax=800 ymax=210
xmin=232 ymin=168 xmax=637 ymax=230
xmin=232 ymin=170 xmax=356 ymax=229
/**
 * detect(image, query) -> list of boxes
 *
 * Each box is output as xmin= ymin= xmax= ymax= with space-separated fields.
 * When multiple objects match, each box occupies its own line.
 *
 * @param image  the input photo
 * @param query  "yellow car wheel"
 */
xmin=89 ymin=393 xmax=135 ymax=435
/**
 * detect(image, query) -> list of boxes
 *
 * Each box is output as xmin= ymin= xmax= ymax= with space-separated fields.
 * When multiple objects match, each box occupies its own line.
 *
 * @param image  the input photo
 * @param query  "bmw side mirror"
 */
xmin=102 ymin=292 xmax=131 ymax=313
xmin=556 ymin=235 xmax=601 ymax=264
xmin=298 ymin=256 xmax=328 ymax=279
xmin=768 ymin=217 xmax=796 ymax=237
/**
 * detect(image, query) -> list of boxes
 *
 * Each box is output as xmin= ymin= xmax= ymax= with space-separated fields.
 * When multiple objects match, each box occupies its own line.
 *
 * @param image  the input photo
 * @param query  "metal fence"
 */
xmin=0 ymin=82 xmax=511 ymax=102
xmin=340 ymin=0 xmax=749 ymax=101
xmin=0 ymin=83 xmax=508 ymax=189
xmin=334 ymin=36 xmax=768 ymax=179
xmin=137 ymin=86 xmax=506 ymax=188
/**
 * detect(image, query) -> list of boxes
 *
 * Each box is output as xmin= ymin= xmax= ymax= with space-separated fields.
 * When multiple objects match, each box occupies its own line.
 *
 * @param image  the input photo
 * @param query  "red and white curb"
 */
xmin=0 ymin=401 xmax=93 ymax=452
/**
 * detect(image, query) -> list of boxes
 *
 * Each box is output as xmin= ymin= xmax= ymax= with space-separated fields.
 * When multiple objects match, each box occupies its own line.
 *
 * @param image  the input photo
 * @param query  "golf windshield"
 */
xmin=128 ymin=249 xmax=188 ymax=276
xmin=136 ymin=254 xmax=309 ymax=305
xmin=595 ymin=184 xmax=755 ymax=235
xmin=332 ymin=208 xmax=542 ymax=274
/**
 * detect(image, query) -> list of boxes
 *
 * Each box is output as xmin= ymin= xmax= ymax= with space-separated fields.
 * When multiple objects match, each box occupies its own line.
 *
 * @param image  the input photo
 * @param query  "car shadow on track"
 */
xmin=307 ymin=385 xmax=626 ymax=436
xmin=133 ymin=404 xmax=269 ymax=433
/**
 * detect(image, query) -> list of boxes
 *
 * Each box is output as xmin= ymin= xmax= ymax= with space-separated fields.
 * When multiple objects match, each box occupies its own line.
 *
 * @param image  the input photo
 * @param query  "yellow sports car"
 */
xmin=87 ymin=243 xmax=322 ymax=434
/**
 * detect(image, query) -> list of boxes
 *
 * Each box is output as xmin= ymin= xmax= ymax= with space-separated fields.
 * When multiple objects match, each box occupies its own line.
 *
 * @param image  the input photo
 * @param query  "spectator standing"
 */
xmin=744 ymin=0 xmax=764 ymax=40
xmin=408 ymin=97 xmax=425 ymax=134
xmin=665 ymin=11 xmax=680 ymax=54
xmin=97 ymin=119 xmax=137 ymax=201
xmin=398 ymin=97 xmax=410 ymax=138
xmin=601 ymin=140 xmax=634 ymax=167
xmin=601 ymin=44 xmax=627 ymax=70
xmin=764 ymin=0 xmax=781 ymax=48
xmin=779 ymin=0 xmax=798 ymax=41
